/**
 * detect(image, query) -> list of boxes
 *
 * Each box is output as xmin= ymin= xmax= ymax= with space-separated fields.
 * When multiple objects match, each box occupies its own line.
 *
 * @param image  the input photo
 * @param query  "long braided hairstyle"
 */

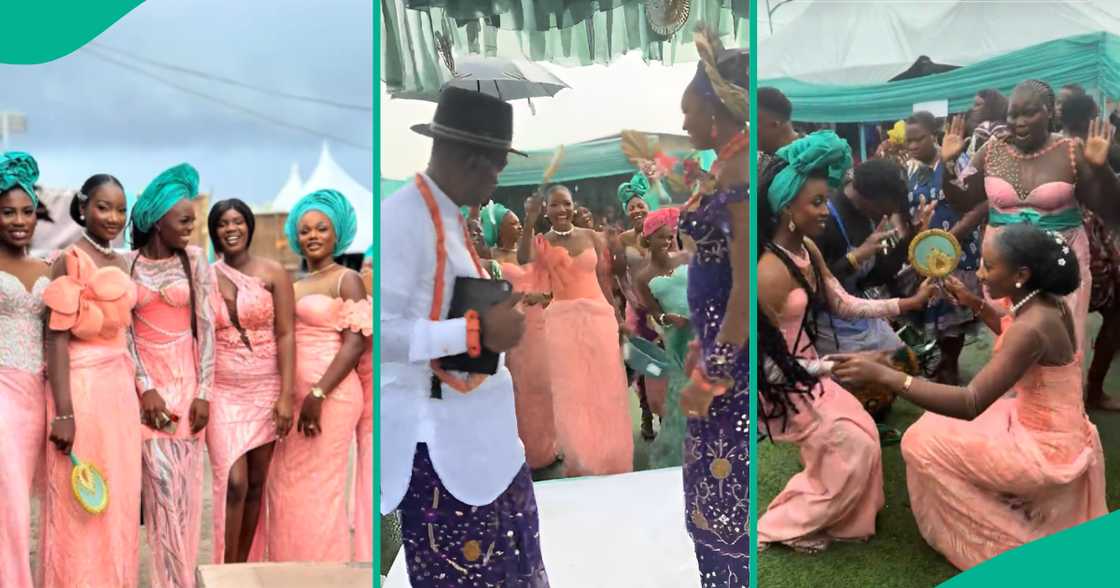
xmin=756 ymin=154 xmax=831 ymax=437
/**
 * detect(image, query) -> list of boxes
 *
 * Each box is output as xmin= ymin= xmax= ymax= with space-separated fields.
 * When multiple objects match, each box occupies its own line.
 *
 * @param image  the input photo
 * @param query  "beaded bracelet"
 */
xmin=53 ymin=414 xmax=74 ymax=422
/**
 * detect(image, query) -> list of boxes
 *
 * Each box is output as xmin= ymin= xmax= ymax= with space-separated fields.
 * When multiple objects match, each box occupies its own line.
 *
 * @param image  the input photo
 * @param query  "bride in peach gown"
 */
xmin=40 ymin=174 xmax=142 ymax=587
xmin=832 ymin=224 xmax=1107 ymax=570
xmin=267 ymin=190 xmax=368 ymax=562
xmin=517 ymin=185 xmax=631 ymax=477
xmin=206 ymin=199 xmax=295 ymax=564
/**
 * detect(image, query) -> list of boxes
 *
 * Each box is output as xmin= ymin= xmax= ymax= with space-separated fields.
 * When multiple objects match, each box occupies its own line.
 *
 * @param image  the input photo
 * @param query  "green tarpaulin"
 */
xmin=761 ymin=33 xmax=1120 ymax=123
xmin=382 ymin=0 xmax=746 ymax=96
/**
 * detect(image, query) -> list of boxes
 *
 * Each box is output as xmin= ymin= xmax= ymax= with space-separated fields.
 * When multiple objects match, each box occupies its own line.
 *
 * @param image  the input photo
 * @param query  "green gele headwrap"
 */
xmin=285 ymin=189 xmax=357 ymax=257
xmin=617 ymin=172 xmax=661 ymax=213
xmin=768 ymin=131 xmax=852 ymax=214
xmin=0 ymin=151 xmax=40 ymax=207
xmin=131 ymin=163 xmax=200 ymax=233
xmin=480 ymin=201 xmax=511 ymax=247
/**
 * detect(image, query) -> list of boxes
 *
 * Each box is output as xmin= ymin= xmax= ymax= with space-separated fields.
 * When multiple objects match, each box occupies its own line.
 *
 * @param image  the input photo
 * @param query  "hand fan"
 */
xmin=69 ymin=453 xmax=108 ymax=515
xmin=908 ymin=229 xmax=962 ymax=278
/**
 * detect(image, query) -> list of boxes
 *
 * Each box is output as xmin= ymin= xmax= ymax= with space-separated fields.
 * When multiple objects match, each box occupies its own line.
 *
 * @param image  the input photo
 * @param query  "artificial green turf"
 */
xmin=759 ymin=314 xmax=1120 ymax=587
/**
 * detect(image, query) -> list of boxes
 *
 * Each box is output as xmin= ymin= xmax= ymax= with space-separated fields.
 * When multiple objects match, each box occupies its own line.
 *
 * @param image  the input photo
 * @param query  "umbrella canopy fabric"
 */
xmin=392 ymin=55 xmax=570 ymax=102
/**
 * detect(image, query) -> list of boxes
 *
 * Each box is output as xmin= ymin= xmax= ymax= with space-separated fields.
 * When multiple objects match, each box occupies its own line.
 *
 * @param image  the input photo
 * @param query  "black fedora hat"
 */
xmin=411 ymin=86 xmax=528 ymax=157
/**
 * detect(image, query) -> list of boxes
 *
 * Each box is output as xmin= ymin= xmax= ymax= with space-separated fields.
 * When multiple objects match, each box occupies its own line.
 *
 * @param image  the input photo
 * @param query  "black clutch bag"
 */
xmin=438 ymin=276 xmax=514 ymax=375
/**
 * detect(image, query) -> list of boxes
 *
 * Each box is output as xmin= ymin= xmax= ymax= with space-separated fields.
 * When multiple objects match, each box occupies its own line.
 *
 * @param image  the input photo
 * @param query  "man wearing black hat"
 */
xmin=380 ymin=87 xmax=550 ymax=586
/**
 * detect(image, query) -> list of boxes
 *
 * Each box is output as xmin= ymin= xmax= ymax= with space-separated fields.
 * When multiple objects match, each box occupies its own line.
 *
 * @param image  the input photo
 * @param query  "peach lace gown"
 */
xmin=266 ymin=287 xmax=369 ymax=562
xmin=758 ymin=250 xmax=890 ymax=549
xmin=206 ymin=261 xmax=281 ymax=563
xmin=500 ymin=262 xmax=558 ymax=470
xmin=534 ymin=236 xmax=632 ymax=476
xmin=351 ymin=300 xmax=374 ymax=562
xmin=0 ymin=272 xmax=47 ymax=587
xmin=127 ymin=247 xmax=215 ymax=588
xmin=39 ymin=247 xmax=142 ymax=587
xmin=901 ymin=310 xmax=1107 ymax=570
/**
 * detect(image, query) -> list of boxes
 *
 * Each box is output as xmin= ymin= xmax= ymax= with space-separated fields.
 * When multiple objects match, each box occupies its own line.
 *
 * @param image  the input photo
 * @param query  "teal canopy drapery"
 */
xmin=382 ymin=0 xmax=747 ymax=96
xmin=760 ymin=33 xmax=1120 ymax=123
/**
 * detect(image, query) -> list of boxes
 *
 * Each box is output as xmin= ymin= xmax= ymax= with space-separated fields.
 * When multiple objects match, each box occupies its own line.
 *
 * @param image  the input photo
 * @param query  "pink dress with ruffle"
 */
xmin=206 ymin=261 xmax=281 ymax=564
xmin=534 ymin=236 xmax=632 ymax=476
xmin=39 ymin=247 xmax=142 ymax=588
xmin=351 ymin=297 xmax=374 ymax=562
xmin=901 ymin=311 xmax=1107 ymax=570
xmin=266 ymin=292 xmax=369 ymax=562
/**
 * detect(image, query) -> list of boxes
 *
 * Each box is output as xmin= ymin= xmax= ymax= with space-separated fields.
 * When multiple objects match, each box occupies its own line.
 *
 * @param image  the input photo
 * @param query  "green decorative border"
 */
xmin=748 ymin=1 xmax=759 ymax=587
xmin=0 ymin=1 xmax=144 ymax=64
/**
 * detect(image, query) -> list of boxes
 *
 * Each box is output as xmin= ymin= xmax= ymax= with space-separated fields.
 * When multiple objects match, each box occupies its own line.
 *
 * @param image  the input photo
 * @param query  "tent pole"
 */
xmin=859 ymin=124 xmax=867 ymax=162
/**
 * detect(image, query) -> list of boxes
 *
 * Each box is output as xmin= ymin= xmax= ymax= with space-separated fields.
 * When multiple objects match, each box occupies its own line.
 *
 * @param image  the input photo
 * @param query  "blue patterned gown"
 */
xmin=679 ymin=184 xmax=749 ymax=587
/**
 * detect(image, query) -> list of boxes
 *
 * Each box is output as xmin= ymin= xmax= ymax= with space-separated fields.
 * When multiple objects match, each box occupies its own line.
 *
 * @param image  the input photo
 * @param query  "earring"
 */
xmin=787 ymin=218 xmax=796 ymax=233
xmin=1015 ymin=282 xmax=1022 ymax=289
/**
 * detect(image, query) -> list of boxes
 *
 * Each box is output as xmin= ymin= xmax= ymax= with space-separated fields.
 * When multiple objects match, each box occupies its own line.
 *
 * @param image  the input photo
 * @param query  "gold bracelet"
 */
xmin=310 ymin=386 xmax=326 ymax=399
xmin=846 ymin=252 xmax=860 ymax=269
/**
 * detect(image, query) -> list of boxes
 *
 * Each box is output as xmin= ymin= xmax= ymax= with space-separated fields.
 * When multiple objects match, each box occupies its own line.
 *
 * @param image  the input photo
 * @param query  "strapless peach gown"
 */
xmin=267 ymin=293 xmax=369 ymax=562
xmin=759 ymin=280 xmax=885 ymax=549
xmin=534 ymin=237 xmax=632 ymax=477
xmin=902 ymin=312 xmax=1107 ymax=570
xmin=207 ymin=261 xmax=281 ymax=563
xmin=500 ymin=262 xmax=558 ymax=470
xmin=39 ymin=247 xmax=142 ymax=587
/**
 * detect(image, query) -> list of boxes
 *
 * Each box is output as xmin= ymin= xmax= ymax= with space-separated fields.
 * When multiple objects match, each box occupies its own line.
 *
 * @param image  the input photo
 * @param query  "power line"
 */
xmin=89 ymin=42 xmax=372 ymax=112
xmin=81 ymin=47 xmax=373 ymax=152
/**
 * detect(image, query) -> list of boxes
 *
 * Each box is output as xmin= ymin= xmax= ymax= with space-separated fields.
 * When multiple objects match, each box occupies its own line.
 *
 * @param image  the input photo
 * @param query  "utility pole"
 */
xmin=0 ymin=112 xmax=27 ymax=150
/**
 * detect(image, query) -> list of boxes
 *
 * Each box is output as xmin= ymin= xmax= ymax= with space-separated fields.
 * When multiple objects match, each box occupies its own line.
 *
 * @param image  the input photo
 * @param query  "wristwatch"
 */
xmin=310 ymin=386 xmax=326 ymax=399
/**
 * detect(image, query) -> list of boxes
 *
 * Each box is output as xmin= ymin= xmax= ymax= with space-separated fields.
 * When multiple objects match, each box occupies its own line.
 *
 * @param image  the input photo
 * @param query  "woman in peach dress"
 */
xmin=487 ymin=200 xmax=558 ymax=470
xmin=757 ymin=134 xmax=933 ymax=552
xmin=267 ymin=189 xmax=367 ymax=562
xmin=127 ymin=164 xmax=215 ymax=588
xmin=833 ymin=224 xmax=1107 ymax=570
xmin=351 ymin=247 xmax=374 ymax=562
xmin=206 ymin=199 xmax=295 ymax=564
xmin=40 ymin=174 xmax=141 ymax=587
xmin=0 ymin=153 xmax=50 ymax=587
xmin=518 ymin=185 xmax=631 ymax=477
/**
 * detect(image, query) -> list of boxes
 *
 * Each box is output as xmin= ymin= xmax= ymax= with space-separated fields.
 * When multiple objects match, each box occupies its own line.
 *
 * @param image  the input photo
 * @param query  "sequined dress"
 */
xmin=127 ymin=247 xmax=215 ymax=588
xmin=0 ymin=271 xmax=47 ymax=587
xmin=206 ymin=261 xmax=281 ymax=563
xmin=679 ymin=185 xmax=749 ymax=587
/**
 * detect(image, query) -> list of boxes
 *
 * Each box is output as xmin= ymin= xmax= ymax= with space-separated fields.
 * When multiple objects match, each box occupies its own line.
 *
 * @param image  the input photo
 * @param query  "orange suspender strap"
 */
xmin=415 ymin=174 xmax=488 ymax=395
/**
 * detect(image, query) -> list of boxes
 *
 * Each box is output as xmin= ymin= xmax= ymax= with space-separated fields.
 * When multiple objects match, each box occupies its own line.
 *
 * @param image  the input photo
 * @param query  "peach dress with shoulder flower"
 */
xmin=206 ymin=260 xmax=281 ymax=563
xmin=901 ymin=310 xmax=1107 ymax=570
xmin=351 ymin=296 xmax=374 ymax=562
xmin=534 ymin=236 xmax=632 ymax=476
xmin=267 ymin=286 xmax=369 ymax=562
xmin=39 ymin=247 xmax=142 ymax=588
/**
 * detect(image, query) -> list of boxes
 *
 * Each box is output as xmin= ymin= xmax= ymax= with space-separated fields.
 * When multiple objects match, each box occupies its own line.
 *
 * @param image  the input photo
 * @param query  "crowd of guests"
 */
xmin=755 ymin=80 xmax=1117 ymax=569
xmin=2 ymin=153 xmax=374 ymax=587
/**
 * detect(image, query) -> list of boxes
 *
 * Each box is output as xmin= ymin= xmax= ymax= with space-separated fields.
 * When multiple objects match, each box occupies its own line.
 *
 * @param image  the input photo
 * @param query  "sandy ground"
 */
xmin=29 ymin=447 xmax=357 ymax=586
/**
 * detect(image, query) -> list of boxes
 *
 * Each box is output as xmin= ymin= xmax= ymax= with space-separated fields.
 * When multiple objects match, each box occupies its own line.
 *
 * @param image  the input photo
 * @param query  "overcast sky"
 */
xmin=0 ymin=0 xmax=372 ymax=206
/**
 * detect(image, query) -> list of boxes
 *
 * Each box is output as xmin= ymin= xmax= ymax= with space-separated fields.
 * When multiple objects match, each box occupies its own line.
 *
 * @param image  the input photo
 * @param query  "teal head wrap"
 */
xmin=768 ymin=131 xmax=852 ymax=214
xmin=131 ymin=163 xmax=200 ymax=233
xmin=0 ymin=152 xmax=39 ymax=207
xmin=617 ymin=172 xmax=661 ymax=213
xmin=480 ymin=201 xmax=511 ymax=247
xmin=285 ymin=189 xmax=357 ymax=257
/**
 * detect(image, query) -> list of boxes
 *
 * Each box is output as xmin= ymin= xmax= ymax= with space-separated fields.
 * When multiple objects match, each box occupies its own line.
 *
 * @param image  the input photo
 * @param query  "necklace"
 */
xmin=550 ymin=226 xmax=574 ymax=237
xmin=717 ymin=131 xmax=749 ymax=163
xmin=1010 ymin=289 xmax=1041 ymax=315
xmin=82 ymin=232 xmax=114 ymax=256
xmin=307 ymin=262 xmax=338 ymax=277
xmin=771 ymin=240 xmax=808 ymax=262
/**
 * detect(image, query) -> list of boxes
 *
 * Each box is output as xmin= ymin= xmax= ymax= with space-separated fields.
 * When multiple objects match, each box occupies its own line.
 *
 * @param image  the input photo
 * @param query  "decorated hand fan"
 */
xmin=69 ymin=453 xmax=108 ymax=515
xmin=623 ymin=336 xmax=670 ymax=378
xmin=908 ymin=229 xmax=962 ymax=278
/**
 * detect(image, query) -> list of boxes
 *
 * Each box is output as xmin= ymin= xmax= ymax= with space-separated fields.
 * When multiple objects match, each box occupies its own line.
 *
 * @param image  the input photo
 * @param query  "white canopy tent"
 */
xmin=271 ymin=142 xmax=372 ymax=255
xmin=759 ymin=0 xmax=1120 ymax=85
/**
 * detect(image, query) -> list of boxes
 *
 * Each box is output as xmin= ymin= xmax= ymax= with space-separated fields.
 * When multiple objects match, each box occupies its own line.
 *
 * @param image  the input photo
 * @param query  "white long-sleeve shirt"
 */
xmin=379 ymin=173 xmax=525 ymax=514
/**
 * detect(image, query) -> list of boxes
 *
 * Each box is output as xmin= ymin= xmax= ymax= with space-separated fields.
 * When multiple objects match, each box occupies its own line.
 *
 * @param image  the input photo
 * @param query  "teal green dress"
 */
xmin=647 ymin=265 xmax=692 ymax=468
